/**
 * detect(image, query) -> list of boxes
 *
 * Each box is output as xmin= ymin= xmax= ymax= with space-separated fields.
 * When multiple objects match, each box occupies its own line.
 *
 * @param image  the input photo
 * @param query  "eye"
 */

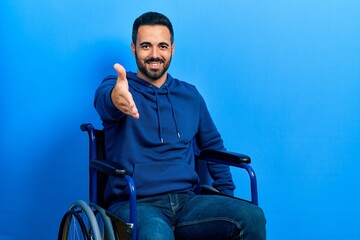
xmin=159 ymin=44 xmax=169 ymax=50
xmin=139 ymin=42 xmax=152 ymax=50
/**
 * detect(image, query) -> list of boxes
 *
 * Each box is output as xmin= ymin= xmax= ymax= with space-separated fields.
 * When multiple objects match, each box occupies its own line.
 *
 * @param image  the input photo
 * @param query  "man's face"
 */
xmin=132 ymin=25 xmax=174 ymax=85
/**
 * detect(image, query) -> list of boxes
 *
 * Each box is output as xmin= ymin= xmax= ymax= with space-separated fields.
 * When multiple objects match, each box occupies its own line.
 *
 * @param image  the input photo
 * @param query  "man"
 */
xmin=94 ymin=11 xmax=266 ymax=240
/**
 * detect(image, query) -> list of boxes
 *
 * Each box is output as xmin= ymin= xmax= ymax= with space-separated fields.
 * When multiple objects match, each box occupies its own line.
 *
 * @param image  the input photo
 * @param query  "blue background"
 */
xmin=1 ymin=0 xmax=359 ymax=239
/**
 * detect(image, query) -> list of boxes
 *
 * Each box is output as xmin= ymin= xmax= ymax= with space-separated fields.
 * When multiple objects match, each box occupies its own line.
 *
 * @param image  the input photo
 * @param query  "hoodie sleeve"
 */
xmin=196 ymin=95 xmax=236 ymax=196
xmin=94 ymin=75 xmax=126 ymax=121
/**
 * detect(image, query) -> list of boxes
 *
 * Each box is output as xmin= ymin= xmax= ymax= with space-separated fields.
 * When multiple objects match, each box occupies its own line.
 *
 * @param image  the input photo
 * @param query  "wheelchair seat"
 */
xmin=58 ymin=123 xmax=259 ymax=240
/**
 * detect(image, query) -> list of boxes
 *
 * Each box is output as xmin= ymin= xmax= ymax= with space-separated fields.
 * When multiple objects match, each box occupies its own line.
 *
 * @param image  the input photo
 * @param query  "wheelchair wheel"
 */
xmin=90 ymin=203 xmax=116 ymax=240
xmin=58 ymin=210 xmax=89 ymax=240
xmin=58 ymin=200 xmax=101 ymax=240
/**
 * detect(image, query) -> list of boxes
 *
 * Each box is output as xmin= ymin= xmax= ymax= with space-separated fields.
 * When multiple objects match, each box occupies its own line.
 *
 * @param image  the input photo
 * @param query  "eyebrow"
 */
xmin=139 ymin=41 xmax=151 ymax=46
xmin=139 ymin=41 xmax=170 ymax=47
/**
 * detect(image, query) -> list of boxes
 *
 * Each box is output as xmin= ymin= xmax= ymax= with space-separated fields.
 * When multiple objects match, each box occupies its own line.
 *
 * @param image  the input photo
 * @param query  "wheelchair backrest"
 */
xmin=81 ymin=124 xmax=109 ymax=207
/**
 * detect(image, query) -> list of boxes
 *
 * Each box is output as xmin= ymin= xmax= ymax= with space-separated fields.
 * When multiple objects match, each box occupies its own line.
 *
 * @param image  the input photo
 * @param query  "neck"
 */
xmin=137 ymin=71 xmax=168 ymax=88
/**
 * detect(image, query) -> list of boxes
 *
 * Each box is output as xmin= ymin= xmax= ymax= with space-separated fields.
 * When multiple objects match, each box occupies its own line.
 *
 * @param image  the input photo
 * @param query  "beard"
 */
xmin=135 ymin=51 xmax=172 ymax=81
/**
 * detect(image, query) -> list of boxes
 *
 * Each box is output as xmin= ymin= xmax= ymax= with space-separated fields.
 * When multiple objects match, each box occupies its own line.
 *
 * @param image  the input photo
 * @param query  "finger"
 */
xmin=122 ymin=91 xmax=139 ymax=119
xmin=113 ymin=63 xmax=127 ymax=82
xmin=127 ymin=94 xmax=140 ymax=119
xmin=131 ymin=108 xmax=140 ymax=119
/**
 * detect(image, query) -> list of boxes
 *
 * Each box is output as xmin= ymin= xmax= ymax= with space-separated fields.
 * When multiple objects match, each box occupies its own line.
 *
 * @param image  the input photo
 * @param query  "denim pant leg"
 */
xmin=109 ymin=195 xmax=176 ymax=240
xmin=174 ymin=195 xmax=266 ymax=240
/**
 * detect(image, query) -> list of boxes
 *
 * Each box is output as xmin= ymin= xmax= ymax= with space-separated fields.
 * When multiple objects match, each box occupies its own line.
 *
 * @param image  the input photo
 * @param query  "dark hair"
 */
xmin=132 ymin=12 xmax=174 ymax=44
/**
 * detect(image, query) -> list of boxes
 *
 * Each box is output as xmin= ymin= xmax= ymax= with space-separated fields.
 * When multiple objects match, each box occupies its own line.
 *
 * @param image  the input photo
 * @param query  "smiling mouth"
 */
xmin=147 ymin=61 xmax=163 ymax=70
xmin=148 ymin=61 xmax=161 ymax=66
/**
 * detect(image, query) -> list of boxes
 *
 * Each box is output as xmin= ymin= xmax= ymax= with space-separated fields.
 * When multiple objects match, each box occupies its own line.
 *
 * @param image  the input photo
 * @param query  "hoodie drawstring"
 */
xmin=165 ymin=84 xmax=181 ymax=138
xmin=152 ymin=88 xmax=164 ymax=143
xmin=150 ymin=84 xmax=181 ymax=143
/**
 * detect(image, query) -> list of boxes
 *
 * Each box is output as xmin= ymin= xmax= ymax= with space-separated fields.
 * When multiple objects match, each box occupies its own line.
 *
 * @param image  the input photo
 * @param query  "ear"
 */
xmin=171 ymin=42 xmax=175 ymax=55
xmin=131 ymin=42 xmax=136 ymax=56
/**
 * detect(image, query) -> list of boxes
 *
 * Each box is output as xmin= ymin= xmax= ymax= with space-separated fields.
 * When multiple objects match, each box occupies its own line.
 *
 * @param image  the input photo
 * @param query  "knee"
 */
xmin=242 ymin=206 xmax=266 ymax=240
xmin=253 ymin=206 xmax=266 ymax=230
xmin=137 ymin=218 xmax=175 ymax=240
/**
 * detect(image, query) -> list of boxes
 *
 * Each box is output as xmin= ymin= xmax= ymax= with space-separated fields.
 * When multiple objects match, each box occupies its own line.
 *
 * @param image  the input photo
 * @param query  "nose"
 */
xmin=150 ymin=47 xmax=160 ymax=59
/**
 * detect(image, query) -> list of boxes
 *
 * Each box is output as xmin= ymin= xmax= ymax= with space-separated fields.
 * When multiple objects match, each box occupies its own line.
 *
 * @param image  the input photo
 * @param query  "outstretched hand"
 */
xmin=111 ymin=63 xmax=140 ymax=119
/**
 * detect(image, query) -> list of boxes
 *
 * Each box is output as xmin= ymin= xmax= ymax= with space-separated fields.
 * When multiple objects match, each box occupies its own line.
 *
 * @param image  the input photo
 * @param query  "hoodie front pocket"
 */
xmin=132 ymin=161 xmax=199 ymax=197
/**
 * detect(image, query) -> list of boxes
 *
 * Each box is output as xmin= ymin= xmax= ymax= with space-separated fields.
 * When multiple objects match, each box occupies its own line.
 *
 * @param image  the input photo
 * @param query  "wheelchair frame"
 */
xmin=58 ymin=123 xmax=259 ymax=240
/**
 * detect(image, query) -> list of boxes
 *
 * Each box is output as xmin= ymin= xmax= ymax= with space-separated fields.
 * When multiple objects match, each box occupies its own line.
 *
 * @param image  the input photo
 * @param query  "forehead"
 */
xmin=136 ymin=25 xmax=172 ymax=44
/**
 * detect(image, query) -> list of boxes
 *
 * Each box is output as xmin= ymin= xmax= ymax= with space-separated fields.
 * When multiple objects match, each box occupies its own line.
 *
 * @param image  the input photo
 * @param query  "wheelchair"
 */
xmin=58 ymin=123 xmax=259 ymax=240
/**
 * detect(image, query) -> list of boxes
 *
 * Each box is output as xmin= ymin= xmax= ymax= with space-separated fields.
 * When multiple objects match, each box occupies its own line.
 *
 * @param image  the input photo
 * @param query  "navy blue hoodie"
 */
xmin=94 ymin=72 xmax=235 ymax=208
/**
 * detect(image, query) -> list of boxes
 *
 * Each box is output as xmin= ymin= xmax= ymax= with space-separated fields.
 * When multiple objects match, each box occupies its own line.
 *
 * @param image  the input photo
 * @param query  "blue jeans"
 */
xmin=109 ymin=192 xmax=266 ymax=240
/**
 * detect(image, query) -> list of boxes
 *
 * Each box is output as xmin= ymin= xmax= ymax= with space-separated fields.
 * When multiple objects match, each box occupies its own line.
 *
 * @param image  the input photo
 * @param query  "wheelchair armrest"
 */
xmin=198 ymin=149 xmax=251 ymax=165
xmin=90 ymin=159 xmax=126 ymax=177
xmin=197 ymin=149 xmax=258 ymax=205
xmin=80 ymin=123 xmax=93 ymax=132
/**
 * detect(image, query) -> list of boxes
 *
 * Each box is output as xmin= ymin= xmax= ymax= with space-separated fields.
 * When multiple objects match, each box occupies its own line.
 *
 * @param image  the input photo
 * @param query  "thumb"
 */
xmin=114 ymin=63 xmax=127 ymax=82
